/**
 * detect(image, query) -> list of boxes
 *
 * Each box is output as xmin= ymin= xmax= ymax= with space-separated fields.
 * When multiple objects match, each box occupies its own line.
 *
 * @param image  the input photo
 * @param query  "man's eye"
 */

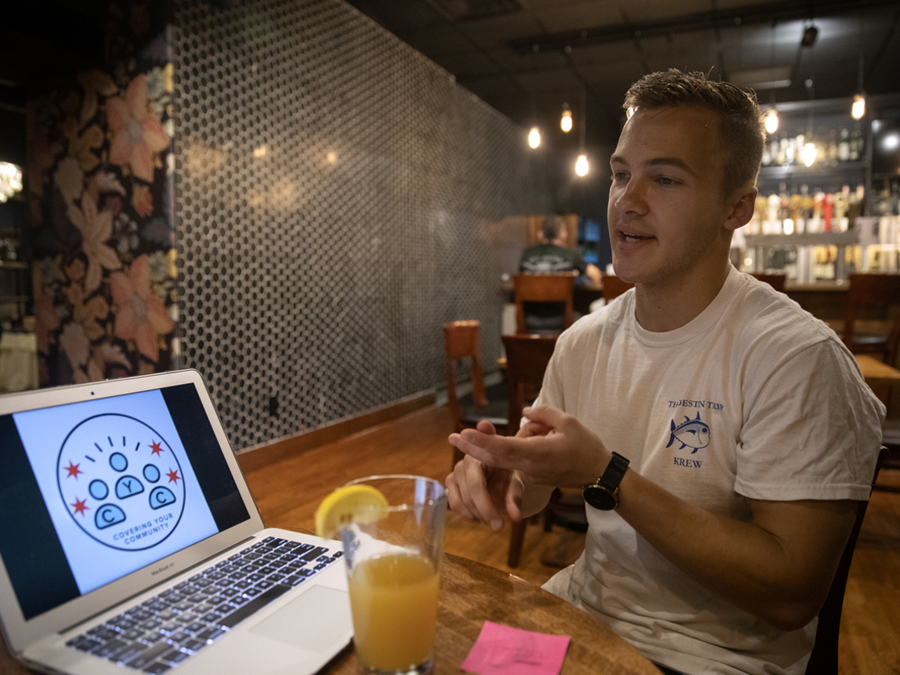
xmin=656 ymin=177 xmax=677 ymax=186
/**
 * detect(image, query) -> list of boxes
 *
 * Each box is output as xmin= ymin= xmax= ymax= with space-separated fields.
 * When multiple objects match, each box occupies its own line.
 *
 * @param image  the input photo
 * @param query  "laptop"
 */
xmin=0 ymin=369 xmax=353 ymax=675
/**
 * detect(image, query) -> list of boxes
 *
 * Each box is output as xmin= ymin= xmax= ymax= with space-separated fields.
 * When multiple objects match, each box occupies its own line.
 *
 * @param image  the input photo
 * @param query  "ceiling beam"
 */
xmin=509 ymin=0 xmax=899 ymax=55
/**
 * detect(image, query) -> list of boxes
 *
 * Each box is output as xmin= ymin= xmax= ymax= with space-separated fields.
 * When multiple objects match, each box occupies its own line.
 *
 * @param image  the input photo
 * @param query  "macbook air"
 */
xmin=0 ymin=369 xmax=352 ymax=674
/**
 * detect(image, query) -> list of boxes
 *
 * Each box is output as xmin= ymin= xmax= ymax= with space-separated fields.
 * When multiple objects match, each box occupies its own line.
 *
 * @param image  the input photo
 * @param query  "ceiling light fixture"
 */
xmin=801 ymin=25 xmax=818 ymax=48
xmin=528 ymin=126 xmax=541 ymax=148
xmin=764 ymin=109 xmax=779 ymax=134
xmin=560 ymin=103 xmax=573 ymax=133
xmin=575 ymin=154 xmax=589 ymax=176
xmin=575 ymin=88 xmax=588 ymax=177
xmin=852 ymin=11 xmax=866 ymax=120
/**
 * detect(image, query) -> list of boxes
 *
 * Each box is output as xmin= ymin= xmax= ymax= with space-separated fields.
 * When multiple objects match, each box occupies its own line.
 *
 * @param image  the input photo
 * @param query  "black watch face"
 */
xmin=584 ymin=485 xmax=617 ymax=510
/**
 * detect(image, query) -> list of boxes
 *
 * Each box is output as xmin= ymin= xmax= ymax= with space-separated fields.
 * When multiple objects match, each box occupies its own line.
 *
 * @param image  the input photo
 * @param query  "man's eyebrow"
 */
xmin=610 ymin=154 xmax=698 ymax=177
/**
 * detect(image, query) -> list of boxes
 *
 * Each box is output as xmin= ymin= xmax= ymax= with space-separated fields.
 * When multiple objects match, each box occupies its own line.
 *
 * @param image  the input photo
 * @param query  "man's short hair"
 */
xmin=542 ymin=215 xmax=563 ymax=242
xmin=623 ymin=69 xmax=765 ymax=196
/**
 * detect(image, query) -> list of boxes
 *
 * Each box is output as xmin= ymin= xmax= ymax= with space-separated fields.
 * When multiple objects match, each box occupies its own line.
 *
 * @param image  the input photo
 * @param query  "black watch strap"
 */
xmin=583 ymin=452 xmax=630 ymax=510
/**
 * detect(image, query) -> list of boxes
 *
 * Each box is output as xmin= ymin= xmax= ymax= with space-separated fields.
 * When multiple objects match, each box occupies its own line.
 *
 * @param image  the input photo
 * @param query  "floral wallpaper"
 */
xmin=28 ymin=7 xmax=177 ymax=386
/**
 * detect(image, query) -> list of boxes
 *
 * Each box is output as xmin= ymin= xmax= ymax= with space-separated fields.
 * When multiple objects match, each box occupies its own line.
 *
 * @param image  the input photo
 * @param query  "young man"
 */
xmin=447 ymin=70 xmax=884 ymax=675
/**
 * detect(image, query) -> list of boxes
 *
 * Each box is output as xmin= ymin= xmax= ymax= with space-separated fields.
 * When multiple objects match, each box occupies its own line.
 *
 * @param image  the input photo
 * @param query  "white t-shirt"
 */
xmin=538 ymin=267 xmax=885 ymax=675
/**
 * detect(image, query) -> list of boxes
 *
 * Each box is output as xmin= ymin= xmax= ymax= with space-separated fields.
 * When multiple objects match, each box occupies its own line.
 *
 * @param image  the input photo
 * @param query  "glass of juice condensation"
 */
xmin=341 ymin=475 xmax=447 ymax=675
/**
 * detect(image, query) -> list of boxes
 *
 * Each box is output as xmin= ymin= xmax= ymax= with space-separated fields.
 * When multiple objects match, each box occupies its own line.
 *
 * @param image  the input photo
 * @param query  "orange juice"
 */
xmin=347 ymin=552 xmax=440 ymax=671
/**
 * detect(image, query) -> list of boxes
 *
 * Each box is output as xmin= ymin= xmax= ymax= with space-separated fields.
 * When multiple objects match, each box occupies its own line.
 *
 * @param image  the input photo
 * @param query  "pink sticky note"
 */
xmin=461 ymin=621 xmax=571 ymax=675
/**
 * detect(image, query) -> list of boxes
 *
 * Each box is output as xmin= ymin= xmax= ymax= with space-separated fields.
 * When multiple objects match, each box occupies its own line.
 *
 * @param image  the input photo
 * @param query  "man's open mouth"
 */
xmin=621 ymin=232 xmax=653 ymax=242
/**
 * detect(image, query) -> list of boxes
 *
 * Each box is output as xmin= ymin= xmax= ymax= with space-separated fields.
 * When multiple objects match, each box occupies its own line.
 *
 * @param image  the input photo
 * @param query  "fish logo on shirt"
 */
xmin=666 ymin=413 xmax=710 ymax=453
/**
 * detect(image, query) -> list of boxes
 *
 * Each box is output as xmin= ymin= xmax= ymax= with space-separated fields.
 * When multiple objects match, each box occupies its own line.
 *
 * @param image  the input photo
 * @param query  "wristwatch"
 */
xmin=583 ymin=452 xmax=630 ymax=510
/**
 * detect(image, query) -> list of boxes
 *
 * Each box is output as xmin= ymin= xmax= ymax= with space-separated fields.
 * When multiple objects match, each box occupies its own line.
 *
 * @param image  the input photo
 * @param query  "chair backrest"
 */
xmin=442 ymin=321 xmax=486 ymax=427
xmin=750 ymin=272 xmax=787 ymax=292
xmin=842 ymin=274 xmax=900 ymax=364
xmin=501 ymin=334 xmax=558 ymax=429
xmin=601 ymin=274 xmax=634 ymax=302
xmin=513 ymin=273 xmax=575 ymax=335
xmin=805 ymin=446 xmax=888 ymax=675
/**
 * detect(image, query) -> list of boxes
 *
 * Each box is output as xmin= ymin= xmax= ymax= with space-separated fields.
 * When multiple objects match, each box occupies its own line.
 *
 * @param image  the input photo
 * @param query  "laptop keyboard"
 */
xmin=65 ymin=536 xmax=342 ymax=673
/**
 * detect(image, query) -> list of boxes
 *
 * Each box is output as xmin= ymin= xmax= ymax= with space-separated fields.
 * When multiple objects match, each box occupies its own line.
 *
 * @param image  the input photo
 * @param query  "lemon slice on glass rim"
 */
xmin=314 ymin=485 xmax=389 ymax=539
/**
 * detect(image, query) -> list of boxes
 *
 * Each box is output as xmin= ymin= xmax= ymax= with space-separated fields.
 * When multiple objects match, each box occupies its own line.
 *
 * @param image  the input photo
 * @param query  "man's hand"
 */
xmin=448 ymin=405 xmax=610 ymax=489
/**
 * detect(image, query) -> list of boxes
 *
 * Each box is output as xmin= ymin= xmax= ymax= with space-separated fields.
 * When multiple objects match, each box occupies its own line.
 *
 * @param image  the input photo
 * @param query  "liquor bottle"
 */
xmin=839 ymin=128 xmax=850 ymax=162
xmin=827 ymin=130 xmax=839 ymax=167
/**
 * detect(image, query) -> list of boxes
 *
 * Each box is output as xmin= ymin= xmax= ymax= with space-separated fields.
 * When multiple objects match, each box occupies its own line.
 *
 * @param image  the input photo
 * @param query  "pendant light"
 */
xmin=527 ymin=92 xmax=541 ymax=149
xmin=574 ymin=87 xmax=588 ymax=176
xmin=763 ymin=22 xmax=779 ymax=135
xmin=852 ymin=11 xmax=866 ymax=120
xmin=560 ymin=103 xmax=573 ymax=133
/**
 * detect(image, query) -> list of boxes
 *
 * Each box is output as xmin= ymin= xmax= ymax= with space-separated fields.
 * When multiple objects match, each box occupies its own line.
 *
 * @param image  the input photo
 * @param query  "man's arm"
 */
xmin=615 ymin=469 xmax=856 ymax=630
xmin=449 ymin=405 xmax=858 ymax=630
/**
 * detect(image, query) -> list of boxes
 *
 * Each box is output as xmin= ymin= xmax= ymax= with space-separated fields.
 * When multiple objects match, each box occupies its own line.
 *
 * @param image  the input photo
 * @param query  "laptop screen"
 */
xmin=0 ymin=382 xmax=250 ymax=621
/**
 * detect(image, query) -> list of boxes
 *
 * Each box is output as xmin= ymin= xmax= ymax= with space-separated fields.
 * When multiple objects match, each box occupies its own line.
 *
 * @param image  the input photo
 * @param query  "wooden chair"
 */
xmin=443 ymin=321 xmax=508 ymax=469
xmin=750 ymin=272 xmax=787 ymax=292
xmin=502 ymin=334 xmax=588 ymax=568
xmin=513 ymin=273 xmax=575 ymax=335
xmin=841 ymin=273 xmax=900 ymax=366
xmin=805 ymin=446 xmax=887 ymax=675
xmin=874 ymin=419 xmax=900 ymax=494
xmin=601 ymin=274 xmax=634 ymax=302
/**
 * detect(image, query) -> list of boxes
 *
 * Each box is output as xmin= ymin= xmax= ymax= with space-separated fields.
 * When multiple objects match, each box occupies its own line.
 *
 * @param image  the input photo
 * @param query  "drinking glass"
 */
xmin=340 ymin=475 xmax=447 ymax=675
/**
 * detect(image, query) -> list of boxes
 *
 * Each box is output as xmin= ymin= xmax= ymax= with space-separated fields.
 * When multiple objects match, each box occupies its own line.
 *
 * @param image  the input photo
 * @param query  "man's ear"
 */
xmin=725 ymin=188 xmax=758 ymax=231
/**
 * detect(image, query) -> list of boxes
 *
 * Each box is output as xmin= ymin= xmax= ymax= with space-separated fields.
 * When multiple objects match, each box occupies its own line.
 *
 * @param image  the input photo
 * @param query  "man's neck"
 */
xmin=633 ymin=260 xmax=733 ymax=332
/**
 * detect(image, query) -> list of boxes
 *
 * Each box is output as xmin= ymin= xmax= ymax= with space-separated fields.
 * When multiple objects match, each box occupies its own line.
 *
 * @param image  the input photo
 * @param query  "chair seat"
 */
xmin=460 ymin=401 xmax=509 ymax=429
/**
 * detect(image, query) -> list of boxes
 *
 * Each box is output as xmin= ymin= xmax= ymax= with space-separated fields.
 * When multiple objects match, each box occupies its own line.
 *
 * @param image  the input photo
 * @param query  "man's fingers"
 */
xmin=447 ymin=458 xmax=505 ymax=529
xmin=505 ymin=476 xmax=525 ymax=523
xmin=476 ymin=419 xmax=498 ymax=435
xmin=522 ymin=404 xmax=567 ymax=429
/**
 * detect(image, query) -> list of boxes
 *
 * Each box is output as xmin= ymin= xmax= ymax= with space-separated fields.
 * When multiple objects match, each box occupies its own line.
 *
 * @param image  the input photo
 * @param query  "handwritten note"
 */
xmin=461 ymin=621 xmax=570 ymax=675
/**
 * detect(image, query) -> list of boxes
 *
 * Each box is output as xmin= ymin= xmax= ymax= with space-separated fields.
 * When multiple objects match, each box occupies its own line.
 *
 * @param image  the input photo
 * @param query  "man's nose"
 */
xmin=613 ymin=178 xmax=647 ymax=214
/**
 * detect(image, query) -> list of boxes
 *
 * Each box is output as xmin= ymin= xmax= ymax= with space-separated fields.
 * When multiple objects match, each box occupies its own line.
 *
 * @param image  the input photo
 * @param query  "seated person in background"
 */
xmin=518 ymin=216 xmax=601 ymax=332
xmin=519 ymin=215 xmax=601 ymax=284
xmin=448 ymin=69 xmax=885 ymax=675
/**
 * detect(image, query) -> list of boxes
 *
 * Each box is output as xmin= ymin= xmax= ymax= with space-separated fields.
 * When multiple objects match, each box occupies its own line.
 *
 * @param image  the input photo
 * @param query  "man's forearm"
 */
xmin=615 ymin=468 xmax=856 ymax=630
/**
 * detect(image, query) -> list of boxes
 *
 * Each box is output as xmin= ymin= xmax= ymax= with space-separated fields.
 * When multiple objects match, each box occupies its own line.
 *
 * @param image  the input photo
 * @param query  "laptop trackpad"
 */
xmin=250 ymin=586 xmax=352 ymax=650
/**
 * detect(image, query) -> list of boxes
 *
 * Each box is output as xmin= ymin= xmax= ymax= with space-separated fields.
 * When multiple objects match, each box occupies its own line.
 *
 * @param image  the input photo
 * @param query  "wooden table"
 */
xmin=0 ymin=553 xmax=659 ymax=675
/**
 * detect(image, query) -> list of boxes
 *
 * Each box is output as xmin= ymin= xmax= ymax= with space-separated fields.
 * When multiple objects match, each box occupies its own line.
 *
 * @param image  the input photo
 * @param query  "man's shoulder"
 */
xmin=728 ymin=274 xmax=842 ymax=357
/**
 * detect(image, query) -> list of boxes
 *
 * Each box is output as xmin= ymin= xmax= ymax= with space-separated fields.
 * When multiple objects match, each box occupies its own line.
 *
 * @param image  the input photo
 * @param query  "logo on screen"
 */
xmin=56 ymin=414 xmax=186 ymax=551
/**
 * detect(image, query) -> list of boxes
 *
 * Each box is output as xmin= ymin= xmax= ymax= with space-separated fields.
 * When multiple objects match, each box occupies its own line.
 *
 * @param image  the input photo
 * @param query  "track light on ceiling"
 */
xmin=801 ymin=25 xmax=818 ymax=48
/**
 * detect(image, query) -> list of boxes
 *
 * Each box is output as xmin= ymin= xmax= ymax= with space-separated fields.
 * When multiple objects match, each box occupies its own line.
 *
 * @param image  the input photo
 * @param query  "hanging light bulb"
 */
xmin=852 ymin=94 xmax=866 ymax=120
xmin=764 ymin=109 xmax=779 ymax=134
xmin=801 ymin=142 xmax=817 ymax=167
xmin=575 ymin=154 xmax=589 ymax=176
xmin=560 ymin=104 xmax=573 ymax=133
xmin=528 ymin=126 xmax=541 ymax=148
